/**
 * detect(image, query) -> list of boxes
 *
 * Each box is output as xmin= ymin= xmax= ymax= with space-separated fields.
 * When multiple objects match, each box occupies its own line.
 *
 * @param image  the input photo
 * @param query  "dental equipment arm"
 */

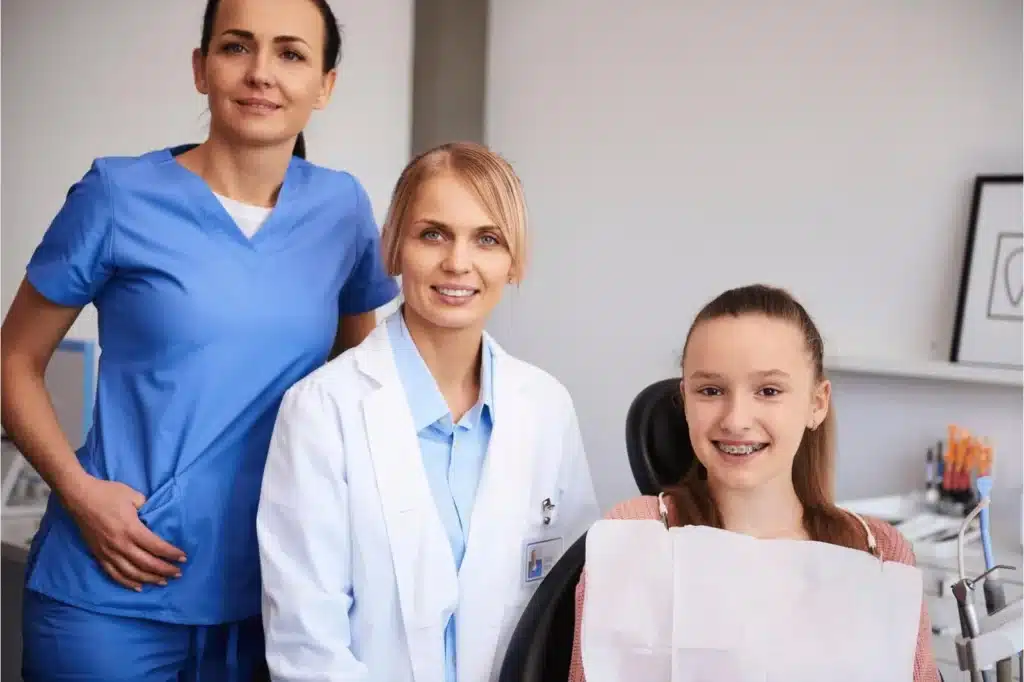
xmin=950 ymin=496 xmax=1022 ymax=682
xmin=953 ymin=582 xmax=1022 ymax=679
xmin=975 ymin=475 xmax=1014 ymax=682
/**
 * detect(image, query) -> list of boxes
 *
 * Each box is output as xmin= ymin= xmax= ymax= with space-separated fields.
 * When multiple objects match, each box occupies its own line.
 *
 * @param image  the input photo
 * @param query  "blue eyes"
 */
xmin=421 ymin=229 xmax=501 ymax=247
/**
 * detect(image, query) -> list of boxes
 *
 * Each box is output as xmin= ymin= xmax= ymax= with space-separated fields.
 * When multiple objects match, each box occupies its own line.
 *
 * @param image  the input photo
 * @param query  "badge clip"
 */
xmin=541 ymin=497 xmax=556 ymax=525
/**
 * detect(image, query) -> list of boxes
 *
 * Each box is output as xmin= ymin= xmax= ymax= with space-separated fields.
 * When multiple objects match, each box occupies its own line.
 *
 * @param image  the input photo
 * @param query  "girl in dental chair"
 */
xmin=569 ymin=284 xmax=940 ymax=682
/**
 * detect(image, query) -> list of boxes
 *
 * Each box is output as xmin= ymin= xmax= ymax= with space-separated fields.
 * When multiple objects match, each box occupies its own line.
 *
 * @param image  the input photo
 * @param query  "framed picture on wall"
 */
xmin=951 ymin=174 xmax=1023 ymax=370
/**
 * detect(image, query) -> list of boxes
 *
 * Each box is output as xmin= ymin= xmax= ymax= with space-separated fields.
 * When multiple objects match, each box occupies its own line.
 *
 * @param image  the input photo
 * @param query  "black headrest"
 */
xmin=624 ymin=378 xmax=695 ymax=495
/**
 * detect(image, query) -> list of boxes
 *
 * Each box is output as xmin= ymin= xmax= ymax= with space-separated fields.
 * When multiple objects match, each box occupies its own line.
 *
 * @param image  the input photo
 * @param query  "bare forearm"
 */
xmin=329 ymin=311 xmax=377 ymax=360
xmin=1 ymin=357 xmax=89 ymax=502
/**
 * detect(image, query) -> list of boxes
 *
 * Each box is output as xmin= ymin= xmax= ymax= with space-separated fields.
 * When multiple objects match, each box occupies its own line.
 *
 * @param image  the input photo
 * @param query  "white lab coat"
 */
xmin=257 ymin=320 xmax=601 ymax=682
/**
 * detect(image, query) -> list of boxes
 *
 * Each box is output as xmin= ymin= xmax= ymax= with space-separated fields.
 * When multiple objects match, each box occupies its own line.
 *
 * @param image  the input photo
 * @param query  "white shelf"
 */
xmin=824 ymin=355 xmax=1022 ymax=388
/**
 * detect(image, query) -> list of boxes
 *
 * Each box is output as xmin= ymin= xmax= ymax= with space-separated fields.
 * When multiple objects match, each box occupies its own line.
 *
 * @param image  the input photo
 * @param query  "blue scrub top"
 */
xmin=23 ymin=145 xmax=399 ymax=625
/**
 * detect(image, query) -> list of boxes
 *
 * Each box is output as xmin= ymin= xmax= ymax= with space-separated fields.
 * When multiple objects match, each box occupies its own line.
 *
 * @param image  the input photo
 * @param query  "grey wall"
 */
xmin=411 ymin=0 xmax=488 ymax=154
xmin=483 ymin=0 xmax=1024 ymax=514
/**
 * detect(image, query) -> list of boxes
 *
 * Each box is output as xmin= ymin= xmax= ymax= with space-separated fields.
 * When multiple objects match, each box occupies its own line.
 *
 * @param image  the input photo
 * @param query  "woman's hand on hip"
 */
xmin=64 ymin=475 xmax=187 ymax=591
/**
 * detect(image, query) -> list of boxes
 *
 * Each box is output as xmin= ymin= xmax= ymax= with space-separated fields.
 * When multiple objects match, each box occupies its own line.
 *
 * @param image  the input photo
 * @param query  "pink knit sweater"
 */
xmin=567 ymin=495 xmax=940 ymax=682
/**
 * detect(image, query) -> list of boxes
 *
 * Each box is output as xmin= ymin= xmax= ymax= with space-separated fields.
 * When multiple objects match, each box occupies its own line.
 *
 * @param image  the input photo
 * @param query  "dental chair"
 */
xmin=499 ymin=377 xmax=694 ymax=682
xmin=625 ymin=377 xmax=694 ymax=495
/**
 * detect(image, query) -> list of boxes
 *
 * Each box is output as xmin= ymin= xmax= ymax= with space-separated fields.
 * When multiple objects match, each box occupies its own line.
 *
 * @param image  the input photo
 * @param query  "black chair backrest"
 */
xmin=624 ymin=377 xmax=695 ymax=495
xmin=498 ymin=531 xmax=588 ymax=682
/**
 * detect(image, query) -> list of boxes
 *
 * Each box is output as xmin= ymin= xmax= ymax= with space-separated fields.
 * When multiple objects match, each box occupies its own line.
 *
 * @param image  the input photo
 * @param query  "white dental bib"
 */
xmin=580 ymin=502 xmax=922 ymax=682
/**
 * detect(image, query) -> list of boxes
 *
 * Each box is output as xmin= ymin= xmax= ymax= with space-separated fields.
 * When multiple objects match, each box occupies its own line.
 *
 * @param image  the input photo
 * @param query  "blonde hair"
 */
xmin=380 ymin=142 xmax=528 ymax=282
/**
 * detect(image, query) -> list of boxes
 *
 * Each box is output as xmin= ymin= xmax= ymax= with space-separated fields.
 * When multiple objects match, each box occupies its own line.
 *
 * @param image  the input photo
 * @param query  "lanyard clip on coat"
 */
xmin=541 ymin=498 xmax=556 ymax=525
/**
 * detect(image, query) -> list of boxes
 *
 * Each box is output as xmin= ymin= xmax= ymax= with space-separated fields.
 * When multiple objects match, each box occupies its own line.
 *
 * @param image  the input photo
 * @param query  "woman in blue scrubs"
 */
xmin=0 ymin=0 xmax=398 ymax=680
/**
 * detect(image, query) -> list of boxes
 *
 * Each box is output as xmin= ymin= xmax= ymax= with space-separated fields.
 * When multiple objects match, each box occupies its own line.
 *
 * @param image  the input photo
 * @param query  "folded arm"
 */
xmin=257 ymin=379 xmax=368 ymax=682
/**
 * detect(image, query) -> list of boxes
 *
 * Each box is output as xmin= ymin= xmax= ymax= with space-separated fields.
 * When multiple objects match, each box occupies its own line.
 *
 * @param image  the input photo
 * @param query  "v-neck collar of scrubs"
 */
xmin=159 ymin=144 xmax=307 ymax=252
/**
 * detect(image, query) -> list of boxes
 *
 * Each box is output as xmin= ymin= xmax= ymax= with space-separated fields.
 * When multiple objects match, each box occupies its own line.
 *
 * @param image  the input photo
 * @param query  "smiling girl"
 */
xmin=567 ymin=284 xmax=940 ymax=682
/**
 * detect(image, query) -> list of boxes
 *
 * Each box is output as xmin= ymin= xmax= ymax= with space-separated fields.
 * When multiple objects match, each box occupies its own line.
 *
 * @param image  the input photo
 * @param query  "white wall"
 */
xmin=485 ymin=1 xmax=1023 ymax=514
xmin=1 ymin=0 xmax=414 ymax=339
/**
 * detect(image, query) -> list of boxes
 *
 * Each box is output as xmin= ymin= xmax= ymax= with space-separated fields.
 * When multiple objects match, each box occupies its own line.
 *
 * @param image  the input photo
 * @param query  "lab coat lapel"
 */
xmin=457 ymin=338 xmax=540 ymax=681
xmin=356 ymin=325 xmax=458 ymax=681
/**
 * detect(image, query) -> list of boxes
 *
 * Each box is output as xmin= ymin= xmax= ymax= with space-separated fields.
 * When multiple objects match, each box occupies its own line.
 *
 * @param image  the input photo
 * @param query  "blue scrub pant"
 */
xmin=22 ymin=590 xmax=267 ymax=682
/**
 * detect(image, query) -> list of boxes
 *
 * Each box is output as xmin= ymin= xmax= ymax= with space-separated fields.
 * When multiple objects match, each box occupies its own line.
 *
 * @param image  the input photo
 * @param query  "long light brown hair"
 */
xmin=667 ymin=284 xmax=867 ymax=551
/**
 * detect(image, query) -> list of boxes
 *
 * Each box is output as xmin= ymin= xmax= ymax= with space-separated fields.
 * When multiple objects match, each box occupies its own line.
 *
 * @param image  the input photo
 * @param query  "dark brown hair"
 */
xmin=668 ymin=284 xmax=867 ymax=551
xmin=199 ymin=0 xmax=342 ymax=159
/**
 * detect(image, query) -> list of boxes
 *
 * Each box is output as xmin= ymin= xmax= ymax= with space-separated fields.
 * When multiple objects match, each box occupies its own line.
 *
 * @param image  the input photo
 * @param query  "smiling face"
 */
xmin=681 ymin=313 xmax=831 ymax=494
xmin=398 ymin=173 xmax=514 ymax=333
xmin=193 ymin=0 xmax=336 ymax=150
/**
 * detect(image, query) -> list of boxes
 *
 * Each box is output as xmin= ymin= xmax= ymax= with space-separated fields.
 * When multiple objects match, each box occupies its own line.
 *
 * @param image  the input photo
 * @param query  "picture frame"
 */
xmin=950 ymin=175 xmax=1023 ymax=370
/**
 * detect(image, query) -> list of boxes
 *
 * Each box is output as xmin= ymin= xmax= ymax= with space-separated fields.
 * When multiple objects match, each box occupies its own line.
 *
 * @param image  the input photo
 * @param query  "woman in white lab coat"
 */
xmin=256 ymin=141 xmax=601 ymax=682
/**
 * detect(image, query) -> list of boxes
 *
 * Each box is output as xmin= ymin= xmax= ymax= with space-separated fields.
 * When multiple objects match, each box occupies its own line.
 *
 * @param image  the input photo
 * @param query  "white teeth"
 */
xmin=715 ymin=442 xmax=767 ymax=455
xmin=437 ymin=288 xmax=474 ymax=297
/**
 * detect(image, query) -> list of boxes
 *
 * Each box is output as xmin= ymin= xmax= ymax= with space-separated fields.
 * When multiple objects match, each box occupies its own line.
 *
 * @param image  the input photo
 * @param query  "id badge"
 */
xmin=522 ymin=536 xmax=564 ymax=585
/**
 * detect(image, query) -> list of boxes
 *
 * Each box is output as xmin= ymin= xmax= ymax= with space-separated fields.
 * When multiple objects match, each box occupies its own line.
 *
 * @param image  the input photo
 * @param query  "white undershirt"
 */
xmin=214 ymin=193 xmax=273 ymax=239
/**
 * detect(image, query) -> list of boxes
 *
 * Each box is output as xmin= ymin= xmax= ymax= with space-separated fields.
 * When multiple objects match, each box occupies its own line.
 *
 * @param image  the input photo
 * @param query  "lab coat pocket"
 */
xmin=492 ymin=595 xmax=533 ymax=676
xmin=671 ymin=648 xmax=766 ymax=682
xmin=137 ymin=478 xmax=187 ymax=555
